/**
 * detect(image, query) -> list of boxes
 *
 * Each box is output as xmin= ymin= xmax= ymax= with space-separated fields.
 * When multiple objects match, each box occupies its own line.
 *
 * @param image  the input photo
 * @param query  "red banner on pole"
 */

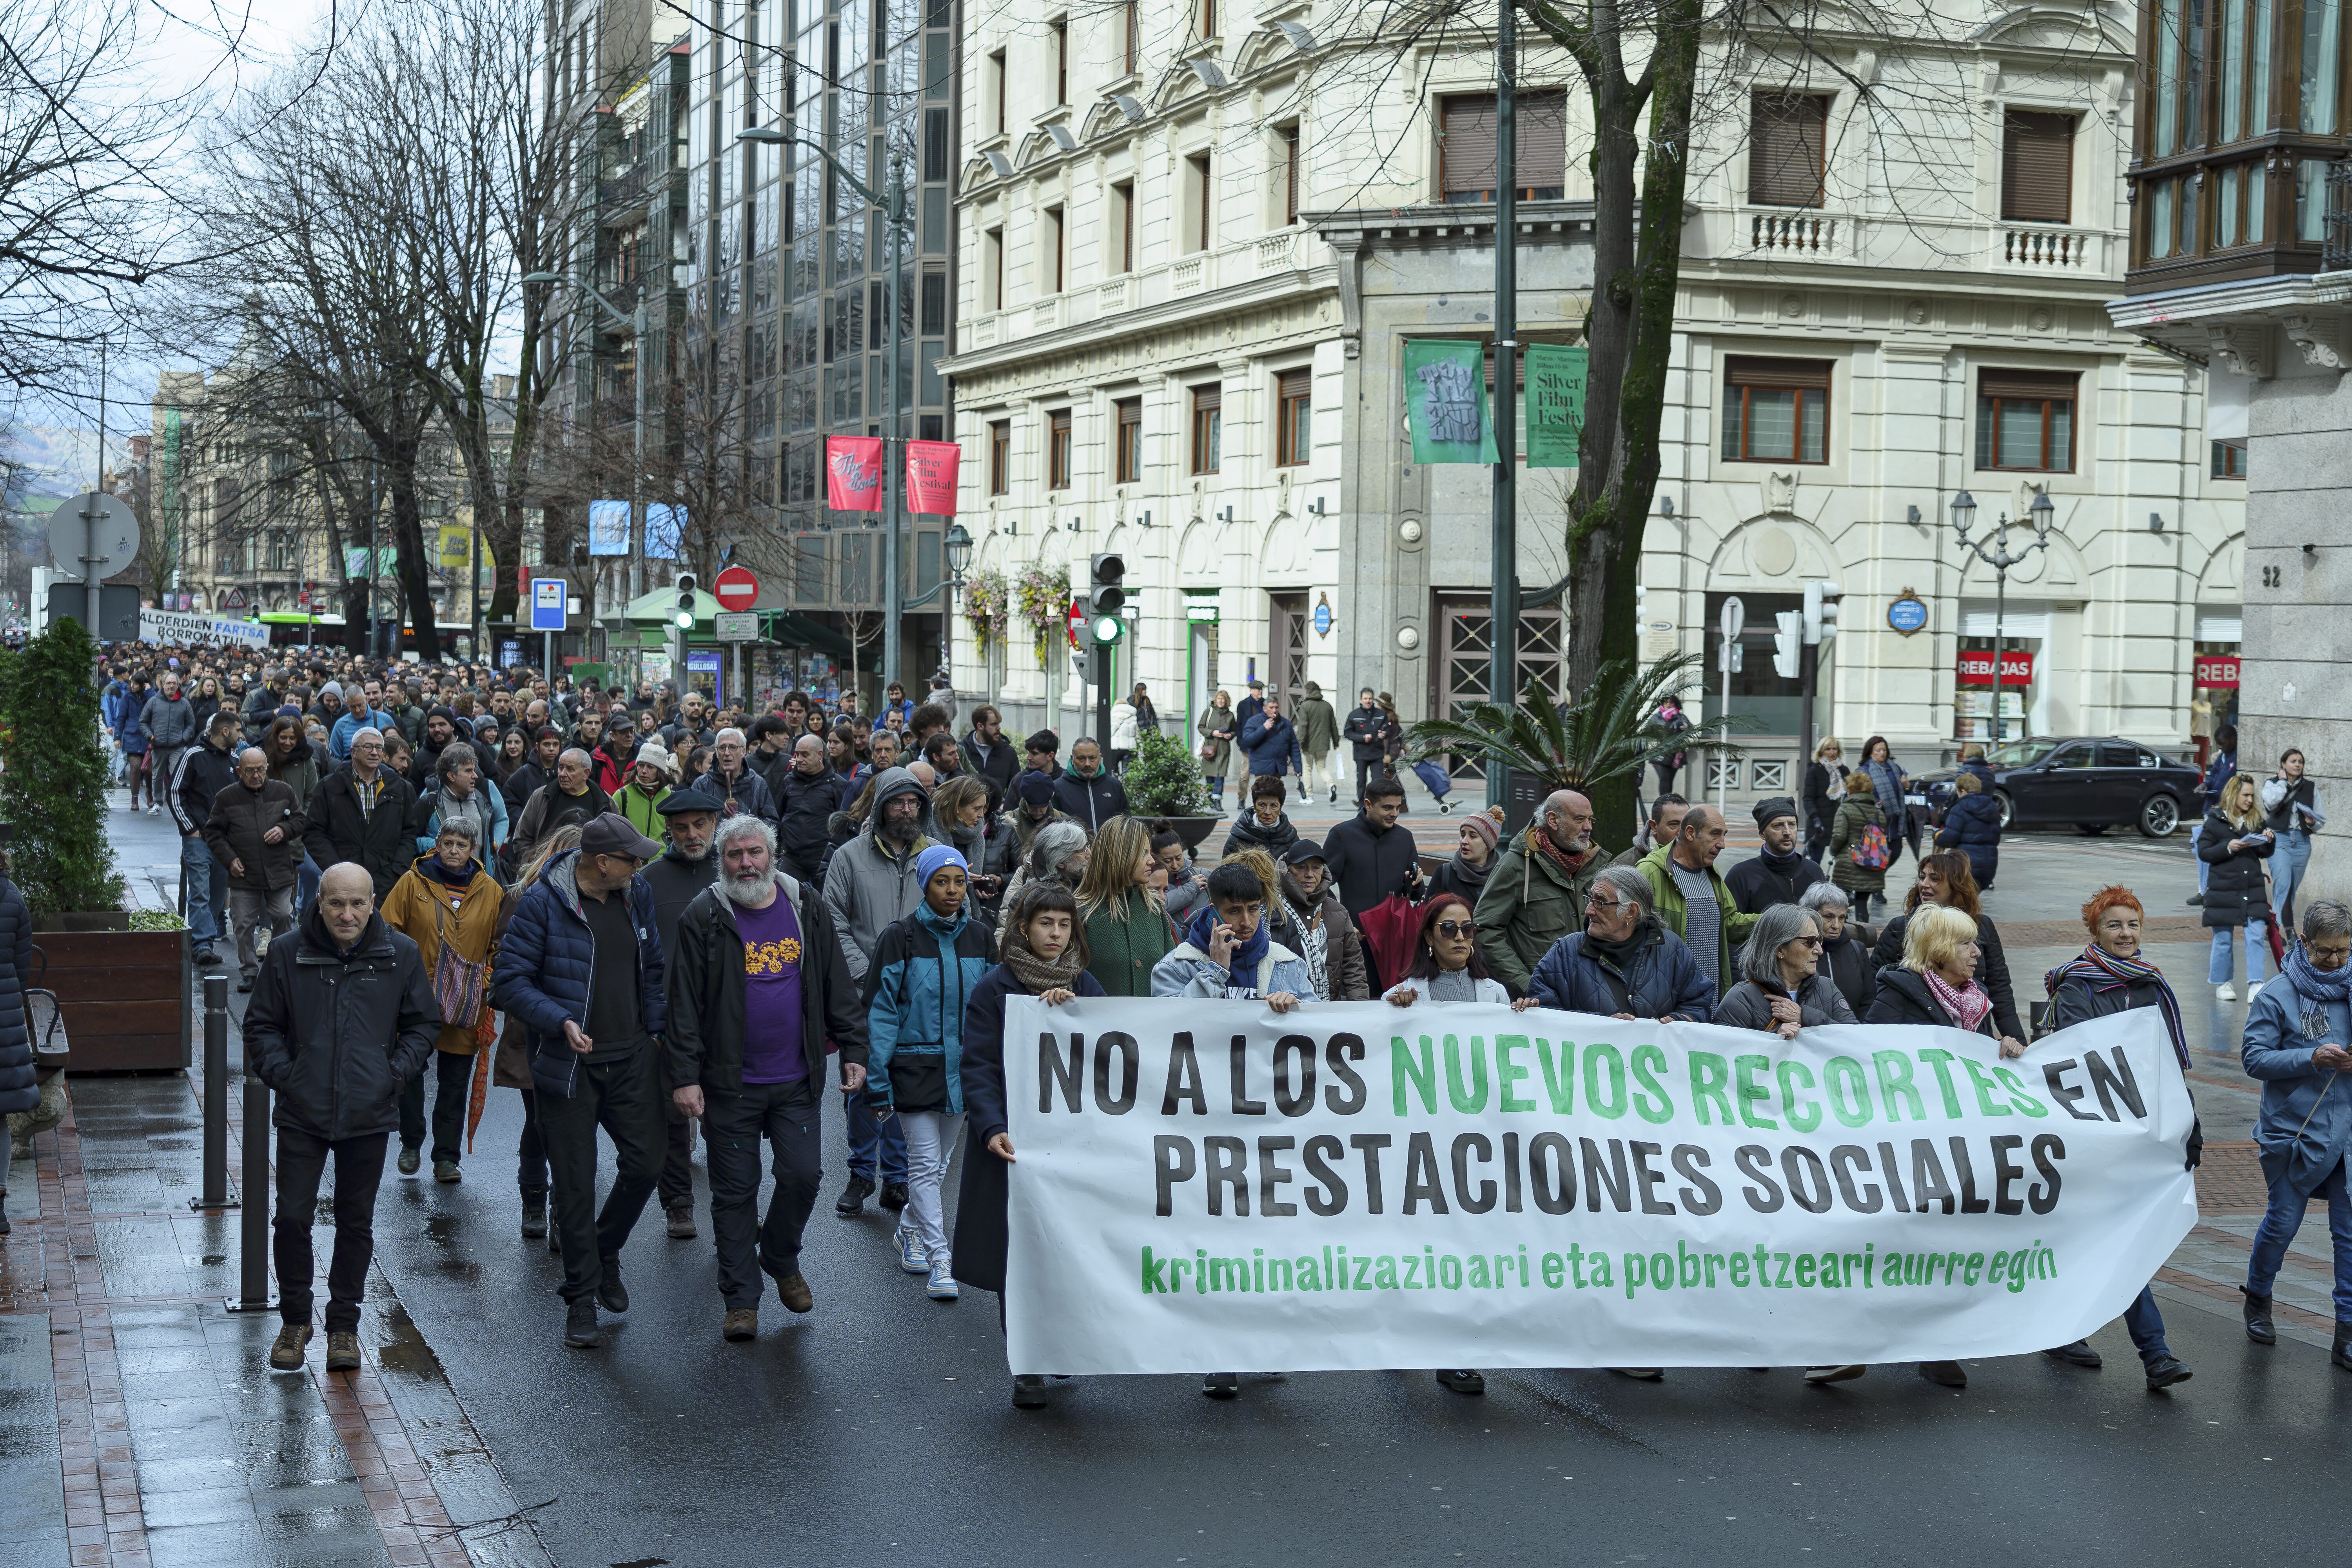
xmin=2194 ymin=654 xmax=2240 ymax=688
xmin=1955 ymin=649 xmax=2034 ymax=686
xmin=904 ymin=440 xmax=960 ymax=515
xmin=824 ymin=436 xmax=885 ymax=512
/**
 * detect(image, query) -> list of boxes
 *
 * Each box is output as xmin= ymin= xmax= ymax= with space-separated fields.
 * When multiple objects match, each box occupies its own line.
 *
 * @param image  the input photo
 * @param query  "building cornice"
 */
xmin=943 ymin=266 xmax=1340 ymax=381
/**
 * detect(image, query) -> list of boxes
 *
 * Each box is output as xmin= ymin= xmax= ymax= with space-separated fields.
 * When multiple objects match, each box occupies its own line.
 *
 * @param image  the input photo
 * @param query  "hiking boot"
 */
xmin=834 ymin=1175 xmax=874 ymax=1216
xmin=666 ymin=1205 xmax=697 ymax=1239
xmin=1436 ymin=1369 xmax=1485 ymax=1395
xmin=721 ymin=1308 xmax=758 ymax=1343
xmin=2244 ymin=1287 xmax=2277 ymax=1346
xmin=564 ymin=1299 xmax=600 ymax=1348
xmin=2144 ymin=1354 xmax=2194 ymax=1391
xmin=1803 ymin=1365 xmax=1867 ymax=1384
xmin=775 ymin=1271 xmax=814 ymax=1313
xmin=397 ymin=1146 xmax=421 ymax=1177
xmin=596 ymin=1261 xmax=628 ymax=1314
xmin=1202 ymin=1371 xmax=1240 ymax=1399
xmin=1012 ymin=1374 xmax=1049 ymax=1409
xmin=2043 ymin=1340 xmax=2102 ymax=1369
xmin=433 ymin=1160 xmax=461 ymax=1184
xmin=520 ymin=1195 xmax=547 ymax=1239
xmin=1918 ymin=1361 xmax=1968 ymax=1388
xmin=879 ymin=1180 xmax=910 ymax=1212
xmin=325 ymin=1332 xmax=361 ymax=1372
xmin=268 ymin=1323 xmax=312 ymax=1371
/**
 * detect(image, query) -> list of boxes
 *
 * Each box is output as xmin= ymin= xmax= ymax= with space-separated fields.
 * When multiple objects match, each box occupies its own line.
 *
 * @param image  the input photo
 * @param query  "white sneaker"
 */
xmin=895 ymin=1224 xmax=928 ymax=1274
xmin=926 ymin=1260 xmax=959 ymax=1300
xmin=2215 ymin=984 xmax=2237 ymax=1002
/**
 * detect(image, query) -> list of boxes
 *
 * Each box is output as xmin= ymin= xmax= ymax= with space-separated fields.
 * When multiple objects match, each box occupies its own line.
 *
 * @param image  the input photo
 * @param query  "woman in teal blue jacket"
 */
xmin=865 ymin=844 xmax=995 ymax=1299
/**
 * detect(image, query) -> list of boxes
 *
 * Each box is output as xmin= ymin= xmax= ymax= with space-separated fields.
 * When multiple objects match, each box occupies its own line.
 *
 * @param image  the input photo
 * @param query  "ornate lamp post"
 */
xmin=1949 ymin=488 xmax=2055 ymax=747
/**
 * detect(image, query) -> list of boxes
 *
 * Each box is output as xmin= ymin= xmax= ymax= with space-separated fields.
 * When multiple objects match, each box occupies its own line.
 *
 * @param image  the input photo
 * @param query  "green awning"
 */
xmin=617 ymin=584 xmax=724 ymax=624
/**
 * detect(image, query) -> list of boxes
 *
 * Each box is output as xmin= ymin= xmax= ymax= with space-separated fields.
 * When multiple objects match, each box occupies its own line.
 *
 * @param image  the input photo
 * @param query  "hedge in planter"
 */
xmin=1123 ymin=730 xmax=1223 ymax=851
xmin=0 ymin=615 xmax=126 ymax=916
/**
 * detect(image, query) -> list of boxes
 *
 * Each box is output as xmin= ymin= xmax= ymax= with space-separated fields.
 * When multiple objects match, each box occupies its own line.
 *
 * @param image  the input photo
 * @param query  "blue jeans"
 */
xmin=295 ymin=852 xmax=322 ymax=920
xmin=2120 ymin=1285 xmax=2171 ymax=1367
xmin=842 ymin=1088 xmax=906 ymax=1183
xmin=2276 ymin=829 xmax=2314 ymax=931
xmin=2194 ymin=822 xmax=2210 ymax=894
xmin=2209 ymin=918 xmax=2269 ymax=985
xmin=179 ymin=835 xmax=225 ymax=949
xmin=2246 ymin=1154 xmax=2352 ymax=1323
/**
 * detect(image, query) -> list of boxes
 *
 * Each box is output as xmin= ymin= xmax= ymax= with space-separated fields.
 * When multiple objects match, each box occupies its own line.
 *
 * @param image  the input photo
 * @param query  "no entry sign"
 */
xmin=713 ymin=564 xmax=759 ymax=612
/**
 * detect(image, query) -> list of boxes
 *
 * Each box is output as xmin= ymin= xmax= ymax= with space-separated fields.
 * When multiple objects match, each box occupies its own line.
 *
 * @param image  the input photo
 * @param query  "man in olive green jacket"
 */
xmin=1294 ymin=682 xmax=1342 ymax=804
xmin=1473 ymin=789 xmax=1602 ymax=997
xmin=1635 ymin=805 xmax=1759 ymax=994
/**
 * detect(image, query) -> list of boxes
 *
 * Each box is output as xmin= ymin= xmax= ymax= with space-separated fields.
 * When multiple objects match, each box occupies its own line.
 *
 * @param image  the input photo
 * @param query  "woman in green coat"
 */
xmin=1074 ymin=816 xmax=1176 ymax=996
xmin=1826 ymin=769 xmax=1890 ymax=904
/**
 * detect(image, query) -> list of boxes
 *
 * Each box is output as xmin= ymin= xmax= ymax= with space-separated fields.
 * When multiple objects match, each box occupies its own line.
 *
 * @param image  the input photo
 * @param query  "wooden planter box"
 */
xmin=36 ymin=926 xmax=190 ymax=1074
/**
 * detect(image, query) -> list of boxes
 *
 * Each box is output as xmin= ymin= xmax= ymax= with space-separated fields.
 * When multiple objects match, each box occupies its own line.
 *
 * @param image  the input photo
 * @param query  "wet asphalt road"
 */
xmin=113 ymin=802 xmax=2352 ymax=1566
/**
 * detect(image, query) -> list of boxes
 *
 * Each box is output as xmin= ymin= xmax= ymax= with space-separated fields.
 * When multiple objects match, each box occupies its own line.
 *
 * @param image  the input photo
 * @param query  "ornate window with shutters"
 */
xmin=1274 ymin=368 xmax=1311 ymax=466
xmin=2001 ymin=111 xmax=2076 ymax=223
xmin=1976 ymin=369 xmax=2080 ymax=472
xmin=1748 ymin=93 xmax=1829 ymax=207
xmin=1721 ymin=358 xmax=1832 ymax=464
xmin=1438 ymin=92 xmax=1566 ymax=203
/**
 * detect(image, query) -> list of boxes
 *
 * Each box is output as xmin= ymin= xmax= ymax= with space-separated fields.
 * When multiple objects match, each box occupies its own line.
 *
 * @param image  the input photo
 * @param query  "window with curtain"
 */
xmin=1048 ymin=408 xmax=1073 ymax=489
xmin=1975 ymin=370 xmax=2079 ymax=472
xmin=1115 ymin=398 xmax=1142 ymax=483
xmin=1720 ymin=358 xmax=1831 ymax=464
xmin=1275 ymin=368 xmax=1311 ymax=466
xmin=1190 ymin=384 xmax=1221 ymax=474
xmin=988 ymin=419 xmax=1011 ymax=494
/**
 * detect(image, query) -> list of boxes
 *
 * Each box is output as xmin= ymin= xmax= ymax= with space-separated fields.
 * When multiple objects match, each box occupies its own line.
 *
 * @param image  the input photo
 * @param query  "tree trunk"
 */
xmin=382 ymin=455 xmax=444 ymax=664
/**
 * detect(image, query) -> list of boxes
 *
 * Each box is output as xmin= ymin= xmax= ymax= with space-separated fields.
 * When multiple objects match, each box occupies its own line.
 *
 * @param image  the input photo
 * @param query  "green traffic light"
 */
xmin=675 ymin=609 xmax=695 ymax=630
xmin=1091 ymin=613 xmax=1123 ymax=644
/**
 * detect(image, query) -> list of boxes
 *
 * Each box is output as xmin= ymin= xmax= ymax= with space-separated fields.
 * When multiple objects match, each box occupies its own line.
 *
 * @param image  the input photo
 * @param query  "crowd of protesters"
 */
xmin=76 ymin=643 xmax=2344 ymax=1406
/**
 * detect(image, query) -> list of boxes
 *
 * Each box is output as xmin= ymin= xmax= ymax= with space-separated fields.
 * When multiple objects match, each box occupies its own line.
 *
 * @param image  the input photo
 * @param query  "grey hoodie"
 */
xmin=818 ymin=766 xmax=935 ymax=983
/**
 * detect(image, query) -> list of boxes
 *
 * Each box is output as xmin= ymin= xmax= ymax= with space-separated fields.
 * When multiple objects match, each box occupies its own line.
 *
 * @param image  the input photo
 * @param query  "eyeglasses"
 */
xmin=1789 ymin=936 xmax=1824 ymax=948
xmin=1434 ymin=920 xmax=1472 ymax=938
xmin=1586 ymin=896 xmax=1626 ymax=911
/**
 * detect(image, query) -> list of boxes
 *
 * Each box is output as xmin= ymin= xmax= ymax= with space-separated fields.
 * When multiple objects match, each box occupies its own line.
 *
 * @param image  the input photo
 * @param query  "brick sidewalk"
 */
xmin=0 ymin=1066 xmax=548 ymax=1568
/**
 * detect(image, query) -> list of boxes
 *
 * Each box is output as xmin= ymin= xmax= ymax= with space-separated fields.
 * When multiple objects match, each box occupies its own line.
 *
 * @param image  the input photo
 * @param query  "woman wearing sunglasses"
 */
xmin=1714 ymin=903 xmax=1857 ymax=1038
xmin=1383 ymin=894 xmax=1519 ymax=1010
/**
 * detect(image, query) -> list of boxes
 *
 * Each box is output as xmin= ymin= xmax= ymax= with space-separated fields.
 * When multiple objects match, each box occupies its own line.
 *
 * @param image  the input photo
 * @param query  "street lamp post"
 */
xmin=741 ymin=127 xmax=916 ymax=698
xmin=903 ymin=520 xmax=974 ymax=699
xmin=1948 ymin=488 xmax=2055 ymax=748
xmin=521 ymin=270 xmax=649 ymax=615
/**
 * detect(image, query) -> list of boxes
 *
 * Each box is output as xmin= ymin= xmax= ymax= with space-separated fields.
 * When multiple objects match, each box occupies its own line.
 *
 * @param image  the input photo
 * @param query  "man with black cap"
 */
xmin=1010 ymin=771 xmax=1074 ymax=857
xmin=494 ymin=812 xmax=670 ymax=1349
xmin=1725 ymin=796 xmax=1827 ymax=916
xmin=644 ymin=794 xmax=724 ymax=1240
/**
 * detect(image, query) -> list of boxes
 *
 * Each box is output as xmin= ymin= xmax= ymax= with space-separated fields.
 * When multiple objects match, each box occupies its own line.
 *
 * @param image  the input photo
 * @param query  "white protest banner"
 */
xmin=138 ymin=608 xmax=269 ymax=650
xmin=1002 ymin=1001 xmax=2196 ymax=1376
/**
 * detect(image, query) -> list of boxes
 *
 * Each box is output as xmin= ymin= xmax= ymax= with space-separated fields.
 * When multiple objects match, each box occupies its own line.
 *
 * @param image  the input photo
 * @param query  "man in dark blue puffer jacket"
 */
xmin=495 ymin=813 xmax=669 ymax=1349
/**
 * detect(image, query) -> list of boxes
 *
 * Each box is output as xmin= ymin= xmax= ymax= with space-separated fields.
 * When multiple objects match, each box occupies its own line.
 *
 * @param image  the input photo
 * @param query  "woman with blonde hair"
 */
xmin=1074 ymin=816 xmax=1176 ymax=996
xmin=2199 ymin=771 xmax=2277 ymax=1000
xmin=1866 ymin=900 xmax=2021 ymax=1391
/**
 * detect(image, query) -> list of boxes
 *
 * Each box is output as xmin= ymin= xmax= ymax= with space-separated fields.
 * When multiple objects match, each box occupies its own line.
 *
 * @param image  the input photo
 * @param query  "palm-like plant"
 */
xmin=1407 ymin=653 xmax=1758 ymax=794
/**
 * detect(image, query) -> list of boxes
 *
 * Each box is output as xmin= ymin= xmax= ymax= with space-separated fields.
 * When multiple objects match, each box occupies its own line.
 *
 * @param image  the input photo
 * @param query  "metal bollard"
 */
xmin=189 ymin=973 xmax=237 ymax=1212
xmin=229 ymin=1045 xmax=274 ymax=1313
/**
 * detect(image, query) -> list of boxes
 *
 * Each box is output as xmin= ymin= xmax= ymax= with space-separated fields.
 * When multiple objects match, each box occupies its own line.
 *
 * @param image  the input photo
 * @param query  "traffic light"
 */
xmin=1772 ymin=610 xmax=1802 ymax=679
xmin=1088 ymin=552 xmax=1125 ymax=644
xmin=1803 ymin=579 xmax=1842 ymax=645
xmin=673 ymin=571 xmax=697 ymax=631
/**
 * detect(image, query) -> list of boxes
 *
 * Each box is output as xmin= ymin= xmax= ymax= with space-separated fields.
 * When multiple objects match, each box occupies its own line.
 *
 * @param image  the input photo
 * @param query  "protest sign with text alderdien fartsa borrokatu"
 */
xmin=1002 ymin=1001 xmax=2196 ymax=1376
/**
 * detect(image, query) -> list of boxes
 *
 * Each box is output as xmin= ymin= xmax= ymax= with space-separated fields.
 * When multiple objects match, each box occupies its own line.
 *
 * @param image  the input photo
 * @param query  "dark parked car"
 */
xmin=1913 ymin=736 xmax=2198 ymax=838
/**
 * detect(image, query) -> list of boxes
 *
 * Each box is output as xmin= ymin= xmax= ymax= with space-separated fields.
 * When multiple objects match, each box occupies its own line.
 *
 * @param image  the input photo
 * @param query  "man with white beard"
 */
xmin=664 ymin=815 xmax=869 ymax=1341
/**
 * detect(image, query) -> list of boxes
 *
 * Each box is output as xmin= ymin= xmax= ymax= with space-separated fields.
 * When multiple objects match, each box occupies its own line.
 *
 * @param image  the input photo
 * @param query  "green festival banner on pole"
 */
xmin=1403 ymin=339 xmax=1497 ymax=464
xmin=1526 ymin=344 xmax=1589 ymax=468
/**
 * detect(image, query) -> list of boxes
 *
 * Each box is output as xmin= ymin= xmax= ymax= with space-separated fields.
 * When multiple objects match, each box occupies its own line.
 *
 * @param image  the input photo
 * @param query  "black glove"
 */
xmin=2185 ymin=1116 xmax=2204 ymax=1172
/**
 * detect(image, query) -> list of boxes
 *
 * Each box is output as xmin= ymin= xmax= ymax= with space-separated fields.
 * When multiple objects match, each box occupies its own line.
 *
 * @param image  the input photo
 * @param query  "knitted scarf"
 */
xmin=999 ymin=920 xmax=1084 ymax=996
xmin=1923 ymin=968 xmax=1993 ymax=1034
xmin=2044 ymin=946 xmax=2188 ymax=1069
xmin=1186 ymin=903 xmax=1270 ymax=991
xmin=1528 ymin=824 xmax=1590 ymax=881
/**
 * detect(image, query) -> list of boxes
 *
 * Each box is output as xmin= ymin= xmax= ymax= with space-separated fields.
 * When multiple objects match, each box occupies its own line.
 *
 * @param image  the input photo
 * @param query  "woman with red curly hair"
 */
xmin=2038 ymin=885 xmax=2198 ymax=1391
